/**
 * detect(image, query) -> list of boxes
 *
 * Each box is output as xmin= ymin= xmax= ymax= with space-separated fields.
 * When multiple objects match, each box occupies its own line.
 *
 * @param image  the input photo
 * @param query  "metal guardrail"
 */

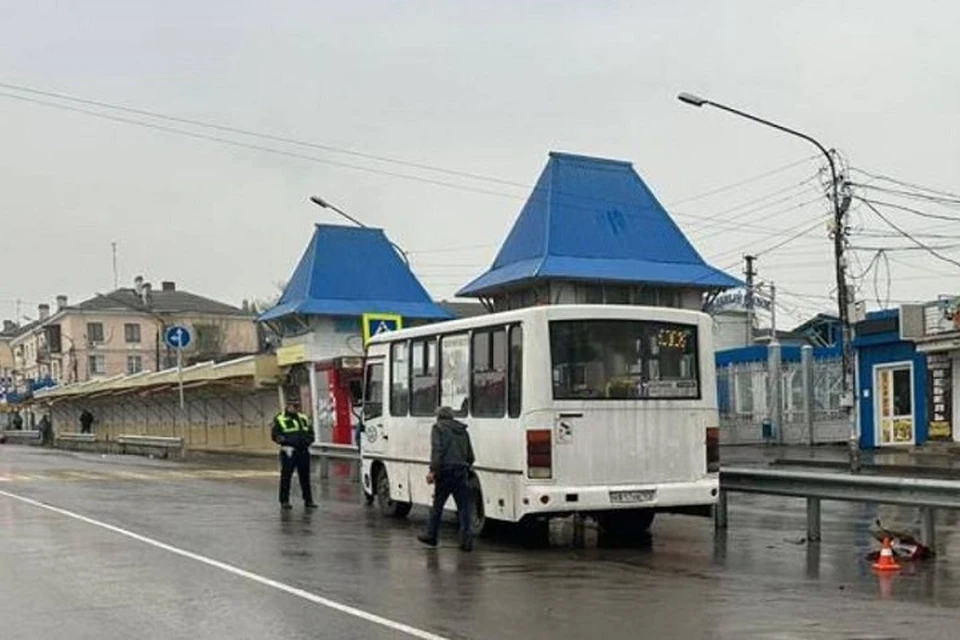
xmin=310 ymin=443 xmax=360 ymax=480
xmin=2 ymin=430 xmax=41 ymax=444
xmin=717 ymin=466 xmax=960 ymax=548
xmin=56 ymin=433 xmax=99 ymax=443
xmin=115 ymin=435 xmax=185 ymax=458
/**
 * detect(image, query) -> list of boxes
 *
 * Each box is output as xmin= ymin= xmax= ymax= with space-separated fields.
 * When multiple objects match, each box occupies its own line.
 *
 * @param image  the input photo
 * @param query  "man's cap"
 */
xmin=436 ymin=406 xmax=454 ymax=419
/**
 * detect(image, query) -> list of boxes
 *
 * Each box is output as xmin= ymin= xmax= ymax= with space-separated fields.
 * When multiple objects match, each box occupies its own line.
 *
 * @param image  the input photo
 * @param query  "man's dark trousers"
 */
xmin=425 ymin=467 xmax=472 ymax=546
xmin=279 ymin=448 xmax=313 ymax=505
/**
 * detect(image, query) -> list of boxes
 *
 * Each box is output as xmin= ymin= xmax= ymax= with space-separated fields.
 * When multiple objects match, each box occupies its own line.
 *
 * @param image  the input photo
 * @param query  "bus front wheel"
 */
xmin=375 ymin=466 xmax=411 ymax=518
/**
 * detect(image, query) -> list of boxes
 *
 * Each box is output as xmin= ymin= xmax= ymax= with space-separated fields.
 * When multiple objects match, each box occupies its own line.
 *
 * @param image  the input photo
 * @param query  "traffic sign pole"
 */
xmin=163 ymin=326 xmax=192 ymax=431
xmin=177 ymin=347 xmax=184 ymax=413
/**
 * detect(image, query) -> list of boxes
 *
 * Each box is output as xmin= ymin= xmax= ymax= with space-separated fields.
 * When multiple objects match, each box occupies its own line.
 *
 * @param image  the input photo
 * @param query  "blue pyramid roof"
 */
xmin=457 ymin=152 xmax=741 ymax=297
xmin=259 ymin=224 xmax=453 ymax=321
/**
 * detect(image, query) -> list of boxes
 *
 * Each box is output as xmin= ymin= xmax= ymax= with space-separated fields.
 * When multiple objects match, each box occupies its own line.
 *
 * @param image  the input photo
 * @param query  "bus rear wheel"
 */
xmin=597 ymin=509 xmax=655 ymax=542
xmin=375 ymin=466 xmax=411 ymax=518
xmin=469 ymin=486 xmax=489 ymax=537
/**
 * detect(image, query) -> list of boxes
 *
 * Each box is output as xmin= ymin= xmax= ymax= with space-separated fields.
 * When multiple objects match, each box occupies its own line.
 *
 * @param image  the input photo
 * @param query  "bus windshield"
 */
xmin=549 ymin=319 xmax=700 ymax=400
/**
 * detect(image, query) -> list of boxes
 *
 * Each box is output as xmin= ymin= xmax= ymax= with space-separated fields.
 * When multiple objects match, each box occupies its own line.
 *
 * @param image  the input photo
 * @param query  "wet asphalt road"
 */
xmin=1 ymin=446 xmax=959 ymax=639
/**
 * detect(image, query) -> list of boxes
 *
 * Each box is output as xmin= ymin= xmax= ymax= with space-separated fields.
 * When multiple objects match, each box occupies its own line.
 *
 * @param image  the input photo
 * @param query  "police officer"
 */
xmin=418 ymin=406 xmax=476 ymax=551
xmin=271 ymin=400 xmax=317 ymax=510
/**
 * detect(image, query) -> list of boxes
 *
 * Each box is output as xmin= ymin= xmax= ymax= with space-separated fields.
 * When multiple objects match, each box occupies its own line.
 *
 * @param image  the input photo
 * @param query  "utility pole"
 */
xmin=769 ymin=282 xmax=777 ymax=343
xmin=832 ymin=182 xmax=857 ymax=469
xmin=111 ymin=242 xmax=119 ymax=290
xmin=766 ymin=281 xmax=783 ymax=444
xmin=744 ymin=255 xmax=757 ymax=346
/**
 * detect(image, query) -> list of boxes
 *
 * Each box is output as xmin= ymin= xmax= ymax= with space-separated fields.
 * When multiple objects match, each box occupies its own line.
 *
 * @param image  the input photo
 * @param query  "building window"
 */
xmin=439 ymin=333 xmax=470 ymax=416
xmin=87 ymin=322 xmax=105 ymax=344
xmin=410 ymin=338 xmax=438 ymax=416
xmin=46 ymin=325 xmax=63 ymax=354
xmin=127 ymin=355 xmax=143 ymax=375
xmin=390 ymin=342 xmax=409 ymax=416
xmin=471 ymin=328 xmax=507 ymax=417
xmin=508 ymin=325 xmax=523 ymax=418
xmin=578 ymin=285 xmax=604 ymax=305
xmin=88 ymin=355 xmax=106 ymax=376
xmin=638 ymin=288 xmax=658 ymax=306
xmin=334 ymin=317 xmax=361 ymax=334
xmin=194 ymin=324 xmax=222 ymax=354
xmin=124 ymin=323 xmax=141 ymax=343
xmin=604 ymin=285 xmax=631 ymax=305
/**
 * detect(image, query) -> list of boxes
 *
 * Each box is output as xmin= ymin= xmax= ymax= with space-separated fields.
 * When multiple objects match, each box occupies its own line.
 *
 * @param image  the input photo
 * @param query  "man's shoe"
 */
xmin=417 ymin=534 xmax=438 ymax=547
xmin=460 ymin=541 xmax=474 ymax=552
xmin=280 ymin=503 xmax=293 ymax=510
xmin=305 ymin=502 xmax=319 ymax=510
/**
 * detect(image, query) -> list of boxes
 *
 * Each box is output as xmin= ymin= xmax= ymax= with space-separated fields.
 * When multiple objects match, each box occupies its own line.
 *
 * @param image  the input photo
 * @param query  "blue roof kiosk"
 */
xmin=458 ymin=152 xmax=740 ymax=310
xmin=853 ymin=309 xmax=928 ymax=448
xmin=259 ymin=224 xmax=453 ymax=444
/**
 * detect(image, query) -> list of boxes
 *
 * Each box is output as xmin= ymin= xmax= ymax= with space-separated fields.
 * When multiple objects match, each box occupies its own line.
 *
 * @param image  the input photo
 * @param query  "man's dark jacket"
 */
xmin=430 ymin=418 xmax=475 ymax=473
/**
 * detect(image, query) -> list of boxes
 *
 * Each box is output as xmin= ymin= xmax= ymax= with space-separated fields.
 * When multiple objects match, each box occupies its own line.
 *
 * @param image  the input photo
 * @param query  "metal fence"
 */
xmin=717 ymin=347 xmax=847 ymax=445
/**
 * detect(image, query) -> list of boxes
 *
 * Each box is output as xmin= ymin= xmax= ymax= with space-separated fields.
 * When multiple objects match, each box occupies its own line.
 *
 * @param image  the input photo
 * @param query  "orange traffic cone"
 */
xmin=872 ymin=538 xmax=901 ymax=572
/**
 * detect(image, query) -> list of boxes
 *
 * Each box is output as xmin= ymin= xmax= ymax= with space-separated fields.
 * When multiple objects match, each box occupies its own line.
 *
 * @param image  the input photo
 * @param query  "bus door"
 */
xmin=361 ymin=359 xmax=388 ymax=456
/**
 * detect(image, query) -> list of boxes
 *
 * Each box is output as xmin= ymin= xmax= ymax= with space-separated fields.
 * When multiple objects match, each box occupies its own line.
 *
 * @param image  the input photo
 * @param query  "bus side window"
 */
xmin=508 ymin=325 xmax=523 ymax=417
xmin=390 ymin=342 xmax=410 ymax=416
xmin=472 ymin=328 xmax=507 ymax=418
xmin=363 ymin=362 xmax=384 ymax=420
xmin=410 ymin=338 xmax=439 ymax=416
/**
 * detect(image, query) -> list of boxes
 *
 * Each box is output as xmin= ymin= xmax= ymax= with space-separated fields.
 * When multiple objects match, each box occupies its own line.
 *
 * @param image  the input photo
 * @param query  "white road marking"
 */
xmin=0 ymin=489 xmax=451 ymax=640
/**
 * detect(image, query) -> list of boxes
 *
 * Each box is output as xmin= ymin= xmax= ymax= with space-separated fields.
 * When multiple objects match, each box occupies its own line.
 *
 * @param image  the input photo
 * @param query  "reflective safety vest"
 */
xmin=276 ymin=413 xmax=310 ymax=433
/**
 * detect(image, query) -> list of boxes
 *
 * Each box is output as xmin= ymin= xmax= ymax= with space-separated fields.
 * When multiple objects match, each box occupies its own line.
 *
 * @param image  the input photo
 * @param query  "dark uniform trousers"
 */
xmin=280 ymin=448 xmax=313 ymax=505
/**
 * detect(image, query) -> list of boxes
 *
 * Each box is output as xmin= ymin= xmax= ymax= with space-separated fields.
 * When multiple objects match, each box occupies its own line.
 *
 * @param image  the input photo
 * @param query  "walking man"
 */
xmin=38 ymin=413 xmax=53 ymax=446
xmin=418 ymin=406 xmax=476 ymax=552
xmin=271 ymin=400 xmax=317 ymax=510
xmin=79 ymin=408 xmax=94 ymax=434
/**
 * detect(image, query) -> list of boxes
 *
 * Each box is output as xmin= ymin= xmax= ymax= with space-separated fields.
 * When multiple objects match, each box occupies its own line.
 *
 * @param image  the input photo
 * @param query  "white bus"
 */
xmin=359 ymin=304 xmax=720 ymax=538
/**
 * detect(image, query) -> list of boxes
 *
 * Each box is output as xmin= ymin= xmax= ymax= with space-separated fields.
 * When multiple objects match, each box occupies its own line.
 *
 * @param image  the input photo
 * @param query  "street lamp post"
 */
xmin=678 ymin=92 xmax=859 ymax=471
xmin=309 ymin=196 xmax=410 ymax=266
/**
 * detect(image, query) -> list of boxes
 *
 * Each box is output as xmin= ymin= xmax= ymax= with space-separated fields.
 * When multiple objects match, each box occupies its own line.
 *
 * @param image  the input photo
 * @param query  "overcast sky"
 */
xmin=2 ymin=1 xmax=958 ymax=327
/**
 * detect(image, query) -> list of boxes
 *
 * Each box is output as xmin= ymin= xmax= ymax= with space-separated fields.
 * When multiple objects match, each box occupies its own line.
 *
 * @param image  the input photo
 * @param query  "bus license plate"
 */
xmin=609 ymin=489 xmax=656 ymax=504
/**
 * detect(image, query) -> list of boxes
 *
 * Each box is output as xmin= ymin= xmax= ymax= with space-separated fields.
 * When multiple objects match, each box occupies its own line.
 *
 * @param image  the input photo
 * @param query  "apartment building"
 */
xmin=7 ymin=279 xmax=258 ymax=388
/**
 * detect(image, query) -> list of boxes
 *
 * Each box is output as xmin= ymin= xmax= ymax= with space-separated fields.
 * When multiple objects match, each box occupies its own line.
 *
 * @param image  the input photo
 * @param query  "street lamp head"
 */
xmin=309 ymin=196 xmax=330 ymax=209
xmin=677 ymin=92 xmax=708 ymax=107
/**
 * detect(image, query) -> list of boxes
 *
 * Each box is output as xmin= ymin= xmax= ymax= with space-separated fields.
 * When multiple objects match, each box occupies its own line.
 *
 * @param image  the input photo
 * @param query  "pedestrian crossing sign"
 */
xmin=362 ymin=313 xmax=403 ymax=346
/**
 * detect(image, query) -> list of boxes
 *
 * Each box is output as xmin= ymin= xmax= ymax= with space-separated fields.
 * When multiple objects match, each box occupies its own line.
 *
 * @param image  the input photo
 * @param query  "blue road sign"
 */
xmin=164 ymin=325 xmax=192 ymax=349
xmin=362 ymin=313 xmax=402 ymax=345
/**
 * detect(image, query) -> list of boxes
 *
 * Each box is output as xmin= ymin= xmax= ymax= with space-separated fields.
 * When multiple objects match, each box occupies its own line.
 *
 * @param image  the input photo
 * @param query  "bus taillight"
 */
xmin=706 ymin=426 xmax=720 ymax=473
xmin=526 ymin=429 xmax=552 ymax=479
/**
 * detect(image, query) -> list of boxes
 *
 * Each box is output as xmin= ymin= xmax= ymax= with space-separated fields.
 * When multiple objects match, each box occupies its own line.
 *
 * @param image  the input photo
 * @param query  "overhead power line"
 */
xmin=678 ymin=176 xmax=820 ymax=235
xmin=850 ymin=167 xmax=960 ymax=202
xmin=754 ymin=217 xmax=830 ymax=258
xmin=669 ymin=155 xmax=818 ymax=206
xmin=859 ymin=198 xmax=960 ymax=223
xmin=0 ymin=80 xmax=531 ymax=190
xmin=858 ymin=198 xmax=960 ymax=271
xmin=852 ymin=183 xmax=960 ymax=208
xmin=0 ymin=80 xmax=830 ymax=224
xmin=0 ymin=89 xmax=527 ymax=200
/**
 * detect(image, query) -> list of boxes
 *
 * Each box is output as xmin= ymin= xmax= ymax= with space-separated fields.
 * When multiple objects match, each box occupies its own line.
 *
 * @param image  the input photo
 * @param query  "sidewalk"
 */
xmin=721 ymin=442 xmax=960 ymax=477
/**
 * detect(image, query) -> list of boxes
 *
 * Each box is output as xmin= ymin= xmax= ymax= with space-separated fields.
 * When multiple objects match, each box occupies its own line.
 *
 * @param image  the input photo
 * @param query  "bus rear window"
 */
xmin=549 ymin=320 xmax=699 ymax=400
